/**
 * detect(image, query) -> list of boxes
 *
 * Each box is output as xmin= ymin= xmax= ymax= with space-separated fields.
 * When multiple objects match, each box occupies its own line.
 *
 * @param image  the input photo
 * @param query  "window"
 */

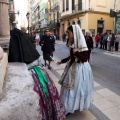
xmin=72 ymin=0 xmax=75 ymax=10
xmin=44 ymin=19 xmax=48 ymax=24
xmin=57 ymin=11 xmax=59 ymax=21
xmin=66 ymin=0 xmax=69 ymax=11
xmin=41 ymin=19 xmax=44 ymax=25
xmin=45 ymin=9 xmax=48 ymax=13
xmin=53 ymin=13 xmax=55 ymax=22
xmin=63 ymin=0 xmax=65 ymax=12
xmin=78 ymin=0 xmax=82 ymax=10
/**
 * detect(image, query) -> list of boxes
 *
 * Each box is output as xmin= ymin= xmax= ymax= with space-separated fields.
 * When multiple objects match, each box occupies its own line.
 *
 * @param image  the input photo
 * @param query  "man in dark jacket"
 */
xmin=40 ymin=29 xmax=55 ymax=69
xmin=84 ymin=31 xmax=94 ymax=62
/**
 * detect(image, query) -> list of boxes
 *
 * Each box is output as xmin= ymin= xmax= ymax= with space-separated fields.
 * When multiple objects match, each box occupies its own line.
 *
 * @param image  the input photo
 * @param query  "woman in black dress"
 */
xmin=40 ymin=29 xmax=55 ymax=69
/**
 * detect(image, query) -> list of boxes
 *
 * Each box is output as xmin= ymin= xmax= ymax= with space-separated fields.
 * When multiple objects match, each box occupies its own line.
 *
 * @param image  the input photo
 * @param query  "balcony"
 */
xmin=40 ymin=24 xmax=48 ymax=29
xmin=48 ymin=9 xmax=52 ymax=14
xmin=51 ymin=2 xmax=60 ymax=12
xmin=49 ymin=19 xmax=60 ymax=28
xmin=72 ymin=3 xmax=83 ymax=13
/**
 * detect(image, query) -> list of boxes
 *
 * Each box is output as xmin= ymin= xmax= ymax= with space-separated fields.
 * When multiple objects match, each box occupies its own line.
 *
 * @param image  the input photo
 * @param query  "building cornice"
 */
xmin=60 ymin=10 xmax=110 ymax=21
xmin=0 ymin=0 xmax=8 ymax=4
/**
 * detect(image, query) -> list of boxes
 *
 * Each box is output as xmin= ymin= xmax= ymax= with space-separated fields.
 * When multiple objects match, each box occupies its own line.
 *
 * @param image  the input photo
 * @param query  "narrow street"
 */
xmin=37 ymin=41 xmax=120 ymax=94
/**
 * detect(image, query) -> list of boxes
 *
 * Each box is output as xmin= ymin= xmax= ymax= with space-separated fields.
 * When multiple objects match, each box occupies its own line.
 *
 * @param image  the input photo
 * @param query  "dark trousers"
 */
xmin=100 ymin=42 xmax=103 ymax=49
xmin=88 ymin=50 xmax=91 ymax=62
xmin=115 ymin=42 xmax=119 ymax=51
xmin=103 ymin=41 xmax=107 ymax=50
xmin=96 ymin=42 xmax=99 ymax=48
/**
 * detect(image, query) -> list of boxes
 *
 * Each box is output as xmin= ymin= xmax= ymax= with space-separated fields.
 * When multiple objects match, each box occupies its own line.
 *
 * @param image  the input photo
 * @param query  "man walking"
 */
xmin=40 ymin=29 xmax=55 ymax=69
xmin=85 ymin=31 xmax=94 ymax=62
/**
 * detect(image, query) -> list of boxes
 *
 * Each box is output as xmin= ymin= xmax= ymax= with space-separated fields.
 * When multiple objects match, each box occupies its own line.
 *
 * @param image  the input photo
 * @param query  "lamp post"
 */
xmin=26 ymin=12 xmax=30 ymax=35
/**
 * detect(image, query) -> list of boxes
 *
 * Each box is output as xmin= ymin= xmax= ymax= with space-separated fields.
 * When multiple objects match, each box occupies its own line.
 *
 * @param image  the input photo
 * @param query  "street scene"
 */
xmin=0 ymin=0 xmax=120 ymax=120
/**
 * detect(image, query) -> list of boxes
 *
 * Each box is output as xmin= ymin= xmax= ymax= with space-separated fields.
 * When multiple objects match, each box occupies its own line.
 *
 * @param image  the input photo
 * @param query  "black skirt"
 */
xmin=43 ymin=53 xmax=53 ymax=61
xmin=110 ymin=41 xmax=114 ymax=46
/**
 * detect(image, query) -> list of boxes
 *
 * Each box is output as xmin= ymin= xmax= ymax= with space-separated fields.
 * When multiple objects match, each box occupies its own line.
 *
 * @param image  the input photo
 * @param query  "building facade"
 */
xmin=14 ymin=0 xmax=30 ymax=30
xmin=59 ymin=0 xmax=114 ymax=39
xmin=30 ymin=0 xmax=49 ymax=36
xmin=9 ymin=0 xmax=15 ymax=30
xmin=30 ymin=0 xmax=40 ymax=34
xmin=110 ymin=0 xmax=120 ymax=33
xmin=39 ymin=0 xmax=49 ymax=36
xmin=48 ymin=0 xmax=60 ymax=39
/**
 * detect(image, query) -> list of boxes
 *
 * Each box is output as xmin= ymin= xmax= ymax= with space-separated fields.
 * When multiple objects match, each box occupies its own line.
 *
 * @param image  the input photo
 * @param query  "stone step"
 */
xmin=0 ymin=47 xmax=8 ymax=99
xmin=0 ymin=63 xmax=41 ymax=120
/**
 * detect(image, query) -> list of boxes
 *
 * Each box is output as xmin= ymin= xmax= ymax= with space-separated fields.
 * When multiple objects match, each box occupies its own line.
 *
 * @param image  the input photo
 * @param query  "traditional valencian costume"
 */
xmin=59 ymin=24 xmax=94 ymax=114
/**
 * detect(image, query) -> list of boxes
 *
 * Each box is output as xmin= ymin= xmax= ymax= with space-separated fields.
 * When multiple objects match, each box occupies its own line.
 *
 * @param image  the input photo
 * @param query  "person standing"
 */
xmin=35 ymin=33 xmax=40 ymax=45
xmin=115 ymin=32 xmax=120 ymax=51
xmin=103 ymin=32 xmax=108 ymax=50
xmin=110 ymin=33 xmax=115 ymax=52
xmin=40 ymin=29 xmax=55 ymax=69
xmin=85 ymin=31 xmax=94 ymax=62
xmin=57 ymin=24 xmax=94 ymax=115
xmin=50 ymin=32 xmax=56 ymax=44
xmin=62 ymin=33 xmax=66 ymax=42
xmin=95 ymin=33 xmax=100 ymax=48
xmin=107 ymin=33 xmax=112 ymax=51
xmin=99 ymin=33 xmax=104 ymax=49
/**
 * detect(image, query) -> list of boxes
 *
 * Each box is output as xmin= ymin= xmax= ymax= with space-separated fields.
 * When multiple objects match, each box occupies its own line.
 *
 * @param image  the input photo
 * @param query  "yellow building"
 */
xmin=60 ymin=0 xmax=114 ymax=39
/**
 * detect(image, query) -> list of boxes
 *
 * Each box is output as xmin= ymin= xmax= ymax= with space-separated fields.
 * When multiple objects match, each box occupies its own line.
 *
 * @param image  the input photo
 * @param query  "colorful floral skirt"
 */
xmin=29 ymin=65 xmax=65 ymax=120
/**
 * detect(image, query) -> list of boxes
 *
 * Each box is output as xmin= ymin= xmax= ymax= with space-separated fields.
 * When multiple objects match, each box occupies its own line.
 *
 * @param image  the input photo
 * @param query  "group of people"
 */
xmin=39 ymin=25 xmax=94 ymax=117
xmin=9 ymin=25 xmax=94 ymax=119
xmin=95 ymin=32 xmax=120 ymax=52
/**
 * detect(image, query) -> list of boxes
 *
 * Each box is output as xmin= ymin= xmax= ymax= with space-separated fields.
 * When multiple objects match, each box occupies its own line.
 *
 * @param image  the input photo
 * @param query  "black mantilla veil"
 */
xmin=8 ymin=28 xmax=40 ymax=64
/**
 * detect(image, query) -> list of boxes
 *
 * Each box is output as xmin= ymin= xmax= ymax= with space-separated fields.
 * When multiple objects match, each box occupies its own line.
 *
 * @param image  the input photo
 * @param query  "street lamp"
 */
xmin=26 ymin=12 xmax=30 ymax=34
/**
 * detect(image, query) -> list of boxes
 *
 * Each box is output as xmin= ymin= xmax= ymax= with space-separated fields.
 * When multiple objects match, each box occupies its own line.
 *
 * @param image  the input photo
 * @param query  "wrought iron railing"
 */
xmin=51 ymin=2 xmax=60 ymax=11
xmin=50 ymin=19 xmax=59 ymax=24
xmin=48 ymin=9 xmax=52 ymax=13
xmin=72 ymin=3 xmax=83 ymax=13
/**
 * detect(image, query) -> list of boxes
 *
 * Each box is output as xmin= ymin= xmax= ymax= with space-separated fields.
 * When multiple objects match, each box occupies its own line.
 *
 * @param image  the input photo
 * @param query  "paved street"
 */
xmin=54 ymin=41 xmax=120 ymax=94
xmin=37 ymin=41 xmax=120 ymax=93
xmin=36 ymin=41 xmax=120 ymax=120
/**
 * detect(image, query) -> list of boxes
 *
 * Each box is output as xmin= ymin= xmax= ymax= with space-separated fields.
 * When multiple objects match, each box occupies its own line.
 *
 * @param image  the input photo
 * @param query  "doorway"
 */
xmin=97 ymin=20 xmax=104 ymax=34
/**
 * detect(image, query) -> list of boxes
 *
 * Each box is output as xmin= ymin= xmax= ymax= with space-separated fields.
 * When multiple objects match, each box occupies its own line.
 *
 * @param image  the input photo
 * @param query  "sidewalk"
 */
xmin=46 ymin=68 xmax=97 ymax=120
xmin=37 ymin=41 xmax=120 ymax=120
xmin=45 ymin=58 xmax=120 ymax=120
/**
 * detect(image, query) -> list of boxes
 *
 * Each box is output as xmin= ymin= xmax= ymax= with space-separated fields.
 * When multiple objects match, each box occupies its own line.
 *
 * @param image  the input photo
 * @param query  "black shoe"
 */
xmin=44 ymin=63 xmax=46 ymax=67
xmin=66 ymin=113 xmax=71 ymax=117
xmin=48 ymin=66 xmax=51 ymax=70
